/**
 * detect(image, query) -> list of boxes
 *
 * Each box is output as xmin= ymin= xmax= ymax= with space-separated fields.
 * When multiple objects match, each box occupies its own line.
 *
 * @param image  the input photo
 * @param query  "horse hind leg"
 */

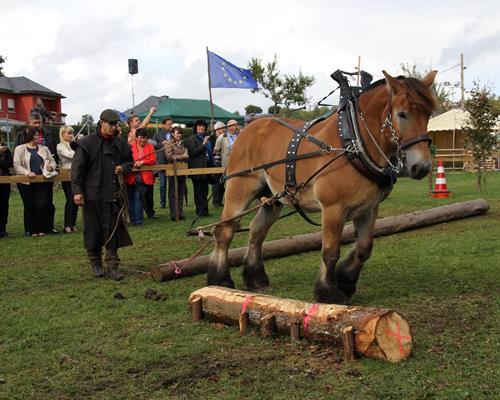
xmin=243 ymin=200 xmax=283 ymax=291
xmin=208 ymin=176 xmax=265 ymax=288
xmin=336 ymin=206 xmax=378 ymax=304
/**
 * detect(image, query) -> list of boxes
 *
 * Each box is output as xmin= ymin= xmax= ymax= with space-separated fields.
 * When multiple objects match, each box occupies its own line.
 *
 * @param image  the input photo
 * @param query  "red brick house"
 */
xmin=0 ymin=76 xmax=65 ymax=125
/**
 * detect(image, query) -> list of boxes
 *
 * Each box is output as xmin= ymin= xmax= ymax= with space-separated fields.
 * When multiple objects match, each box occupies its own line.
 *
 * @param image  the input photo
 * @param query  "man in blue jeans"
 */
xmin=152 ymin=117 xmax=173 ymax=208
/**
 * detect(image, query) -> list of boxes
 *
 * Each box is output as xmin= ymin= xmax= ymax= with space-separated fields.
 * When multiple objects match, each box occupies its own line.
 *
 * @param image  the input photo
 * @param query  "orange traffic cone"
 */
xmin=431 ymin=160 xmax=451 ymax=198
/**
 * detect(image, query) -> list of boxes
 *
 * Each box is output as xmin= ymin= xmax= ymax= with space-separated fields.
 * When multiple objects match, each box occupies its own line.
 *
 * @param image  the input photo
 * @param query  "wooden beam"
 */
xmin=151 ymin=199 xmax=490 ymax=281
xmin=188 ymin=287 xmax=413 ymax=363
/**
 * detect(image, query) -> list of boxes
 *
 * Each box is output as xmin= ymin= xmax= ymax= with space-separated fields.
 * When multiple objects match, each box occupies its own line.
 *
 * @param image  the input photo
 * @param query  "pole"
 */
xmin=356 ymin=56 xmax=361 ymax=86
xmin=131 ymin=74 xmax=136 ymax=113
xmin=460 ymin=53 xmax=465 ymax=109
xmin=206 ymin=46 xmax=215 ymax=129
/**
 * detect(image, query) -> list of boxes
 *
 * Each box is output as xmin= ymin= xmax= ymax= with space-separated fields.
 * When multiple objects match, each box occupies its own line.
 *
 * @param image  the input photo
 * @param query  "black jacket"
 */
xmin=0 ymin=147 xmax=13 ymax=177
xmin=152 ymin=129 xmax=171 ymax=164
xmin=71 ymin=133 xmax=133 ymax=202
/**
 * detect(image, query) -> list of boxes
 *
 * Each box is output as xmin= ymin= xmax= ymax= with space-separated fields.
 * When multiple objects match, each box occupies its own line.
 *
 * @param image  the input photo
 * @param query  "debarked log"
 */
xmin=188 ymin=286 xmax=413 ymax=363
xmin=152 ymin=199 xmax=489 ymax=282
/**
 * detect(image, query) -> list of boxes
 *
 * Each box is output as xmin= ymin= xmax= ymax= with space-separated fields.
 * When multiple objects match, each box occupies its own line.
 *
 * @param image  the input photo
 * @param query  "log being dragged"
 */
xmin=188 ymin=286 xmax=413 ymax=363
xmin=152 ymin=199 xmax=489 ymax=281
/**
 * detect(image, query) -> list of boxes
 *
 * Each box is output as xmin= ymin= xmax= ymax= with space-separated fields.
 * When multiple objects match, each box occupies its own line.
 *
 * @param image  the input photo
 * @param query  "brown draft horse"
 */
xmin=209 ymin=70 xmax=437 ymax=304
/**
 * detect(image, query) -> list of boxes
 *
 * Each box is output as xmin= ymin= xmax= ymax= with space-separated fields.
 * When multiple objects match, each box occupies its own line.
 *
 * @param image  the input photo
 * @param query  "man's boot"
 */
xmin=87 ymin=249 xmax=105 ymax=278
xmin=105 ymin=249 xmax=124 ymax=281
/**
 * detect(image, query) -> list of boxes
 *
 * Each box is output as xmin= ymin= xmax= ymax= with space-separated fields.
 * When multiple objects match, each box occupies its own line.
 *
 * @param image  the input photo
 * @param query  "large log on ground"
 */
xmin=188 ymin=286 xmax=413 ymax=363
xmin=152 ymin=199 xmax=489 ymax=281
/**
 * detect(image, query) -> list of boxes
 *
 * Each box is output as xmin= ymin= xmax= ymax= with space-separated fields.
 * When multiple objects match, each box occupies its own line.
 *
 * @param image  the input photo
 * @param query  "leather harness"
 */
xmin=225 ymin=69 xmax=432 ymax=226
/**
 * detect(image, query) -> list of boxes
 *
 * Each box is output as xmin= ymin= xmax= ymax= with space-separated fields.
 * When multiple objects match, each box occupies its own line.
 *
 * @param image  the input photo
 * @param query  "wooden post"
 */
xmin=342 ymin=326 xmax=355 ymax=361
xmin=261 ymin=314 xmax=276 ymax=338
xmin=190 ymin=297 xmax=203 ymax=321
xmin=239 ymin=313 xmax=249 ymax=335
xmin=290 ymin=321 xmax=300 ymax=342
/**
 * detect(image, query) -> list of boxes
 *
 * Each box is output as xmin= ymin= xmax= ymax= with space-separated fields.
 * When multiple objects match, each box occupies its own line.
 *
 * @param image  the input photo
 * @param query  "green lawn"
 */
xmin=1 ymin=172 xmax=499 ymax=399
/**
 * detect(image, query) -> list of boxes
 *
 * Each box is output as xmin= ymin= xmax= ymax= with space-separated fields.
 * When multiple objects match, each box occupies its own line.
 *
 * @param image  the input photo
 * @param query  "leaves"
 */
xmin=248 ymin=55 xmax=314 ymax=113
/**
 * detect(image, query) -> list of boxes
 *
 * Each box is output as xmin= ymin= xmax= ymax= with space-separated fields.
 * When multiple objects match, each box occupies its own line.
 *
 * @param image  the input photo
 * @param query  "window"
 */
xmin=7 ymin=98 xmax=15 ymax=112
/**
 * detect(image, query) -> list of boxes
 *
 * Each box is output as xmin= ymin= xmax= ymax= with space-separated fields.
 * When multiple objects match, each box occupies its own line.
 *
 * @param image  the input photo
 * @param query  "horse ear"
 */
xmin=422 ymin=70 xmax=438 ymax=87
xmin=382 ymin=70 xmax=404 ymax=95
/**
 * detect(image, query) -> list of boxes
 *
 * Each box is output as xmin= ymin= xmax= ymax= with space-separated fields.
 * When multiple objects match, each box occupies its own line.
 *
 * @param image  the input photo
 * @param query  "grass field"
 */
xmin=1 ymin=172 xmax=499 ymax=399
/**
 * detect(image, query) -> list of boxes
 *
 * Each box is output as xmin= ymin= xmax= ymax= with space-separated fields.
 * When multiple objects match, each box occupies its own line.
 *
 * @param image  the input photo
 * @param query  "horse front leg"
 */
xmin=209 ymin=219 xmax=238 ymax=288
xmin=315 ymin=205 xmax=347 ymax=304
xmin=243 ymin=202 xmax=283 ymax=291
xmin=336 ymin=206 xmax=378 ymax=304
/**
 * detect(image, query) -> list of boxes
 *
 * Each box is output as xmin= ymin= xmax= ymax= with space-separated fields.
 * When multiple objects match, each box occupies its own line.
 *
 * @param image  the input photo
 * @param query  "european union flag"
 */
xmin=208 ymin=50 xmax=258 ymax=89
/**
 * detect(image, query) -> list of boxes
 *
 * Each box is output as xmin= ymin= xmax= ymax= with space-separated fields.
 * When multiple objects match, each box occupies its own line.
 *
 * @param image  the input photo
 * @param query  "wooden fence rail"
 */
xmin=0 ymin=163 xmax=225 ymax=184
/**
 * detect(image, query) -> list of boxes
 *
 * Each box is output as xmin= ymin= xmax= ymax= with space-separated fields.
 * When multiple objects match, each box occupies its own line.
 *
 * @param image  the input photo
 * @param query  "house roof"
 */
xmin=123 ymin=95 xmax=169 ymax=117
xmin=427 ymin=109 xmax=470 ymax=132
xmin=0 ymin=76 xmax=64 ymax=98
xmin=137 ymin=97 xmax=244 ymax=125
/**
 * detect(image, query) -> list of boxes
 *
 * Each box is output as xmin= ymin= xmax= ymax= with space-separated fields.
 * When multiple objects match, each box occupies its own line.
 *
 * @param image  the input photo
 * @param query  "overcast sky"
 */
xmin=2 ymin=0 xmax=500 ymax=123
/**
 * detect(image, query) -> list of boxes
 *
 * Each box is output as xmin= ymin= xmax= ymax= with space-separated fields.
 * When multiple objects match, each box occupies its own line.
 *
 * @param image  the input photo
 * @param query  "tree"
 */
xmin=280 ymin=106 xmax=331 ymax=121
xmin=244 ymin=104 xmax=263 ymax=115
xmin=0 ymin=55 xmax=5 ymax=77
xmin=248 ymin=55 xmax=314 ymax=114
xmin=79 ymin=114 xmax=95 ymax=127
xmin=400 ymin=63 xmax=452 ymax=114
xmin=464 ymin=81 xmax=500 ymax=191
xmin=267 ymin=105 xmax=281 ymax=115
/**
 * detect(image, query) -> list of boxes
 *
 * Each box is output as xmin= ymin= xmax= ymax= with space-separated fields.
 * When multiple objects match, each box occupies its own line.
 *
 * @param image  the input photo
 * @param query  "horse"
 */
xmin=208 ymin=70 xmax=437 ymax=304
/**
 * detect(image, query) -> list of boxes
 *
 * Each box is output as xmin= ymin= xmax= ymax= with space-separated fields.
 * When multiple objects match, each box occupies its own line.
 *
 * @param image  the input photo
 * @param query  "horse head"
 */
xmin=382 ymin=70 xmax=437 ymax=180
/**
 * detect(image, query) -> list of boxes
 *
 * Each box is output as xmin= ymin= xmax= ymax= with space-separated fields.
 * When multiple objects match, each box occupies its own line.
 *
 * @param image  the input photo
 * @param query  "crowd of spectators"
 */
xmin=0 ymin=108 xmax=241 ymax=239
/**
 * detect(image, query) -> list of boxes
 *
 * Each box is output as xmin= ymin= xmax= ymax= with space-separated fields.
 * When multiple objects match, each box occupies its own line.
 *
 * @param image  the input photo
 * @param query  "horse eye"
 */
xmin=397 ymin=111 xmax=408 ymax=120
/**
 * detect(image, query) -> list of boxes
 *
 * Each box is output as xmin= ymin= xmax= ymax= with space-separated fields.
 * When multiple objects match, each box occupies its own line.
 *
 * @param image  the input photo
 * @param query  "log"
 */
xmin=152 ymin=199 xmax=489 ymax=281
xmin=188 ymin=286 xmax=413 ymax=363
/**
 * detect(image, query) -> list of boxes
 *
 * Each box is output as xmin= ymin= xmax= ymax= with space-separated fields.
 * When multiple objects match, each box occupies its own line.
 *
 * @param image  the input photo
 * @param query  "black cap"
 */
xmin=100 ymin=109 xmax=120 ymax=123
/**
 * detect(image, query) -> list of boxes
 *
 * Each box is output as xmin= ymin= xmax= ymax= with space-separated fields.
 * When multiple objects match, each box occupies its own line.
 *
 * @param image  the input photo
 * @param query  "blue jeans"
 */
xmin=127 ymin=184 xmax=147 ymax=226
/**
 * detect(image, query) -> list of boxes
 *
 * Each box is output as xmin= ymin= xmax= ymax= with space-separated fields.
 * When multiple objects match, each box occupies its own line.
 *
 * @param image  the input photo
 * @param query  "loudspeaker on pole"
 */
xmin=128 ymin=59 xmax=138 ymax=75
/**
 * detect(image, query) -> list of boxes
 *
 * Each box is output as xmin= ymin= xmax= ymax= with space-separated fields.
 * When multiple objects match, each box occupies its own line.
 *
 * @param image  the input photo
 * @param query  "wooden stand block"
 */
xmin=290 ymin=321 xmax=300 ymax=342
xmin=261 ymin=315 xmax=276 ymax=338
xmin=190 ymin=297 xmax=203 ymax=321
xmin=239 ymin=313 xmax=249 ymax=335
xmin=342 ymin=326 xmax=355 ymax=361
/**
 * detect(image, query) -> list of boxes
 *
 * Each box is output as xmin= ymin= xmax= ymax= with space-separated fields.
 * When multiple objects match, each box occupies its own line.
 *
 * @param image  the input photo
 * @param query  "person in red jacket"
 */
xmin=125 ymin=129 xmax=156 ymax=226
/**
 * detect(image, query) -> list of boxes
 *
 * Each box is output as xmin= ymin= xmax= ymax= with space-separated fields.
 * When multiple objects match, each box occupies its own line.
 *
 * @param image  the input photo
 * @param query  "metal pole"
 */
xmin=460 ymin=53 xmax=465 ymax=109
xmin=131 ymin=74 xmax=136 ymax=113
xmin=356 ymin=56 xmax=361 ymax=86
xmin=206 ymin=46 xmax=215 ymax=129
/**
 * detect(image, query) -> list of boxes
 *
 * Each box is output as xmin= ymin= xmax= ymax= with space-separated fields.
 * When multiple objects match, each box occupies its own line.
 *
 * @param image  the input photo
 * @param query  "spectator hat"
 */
xmin=214 ymin=121 xmax=226 ymax=130
xmin=100 ymin=109 xmax=120 ymax=123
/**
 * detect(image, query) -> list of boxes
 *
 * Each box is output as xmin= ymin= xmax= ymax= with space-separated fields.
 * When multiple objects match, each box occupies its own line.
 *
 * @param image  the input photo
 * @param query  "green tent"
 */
xmin=138 ymin=97 xmax=243 ymax=125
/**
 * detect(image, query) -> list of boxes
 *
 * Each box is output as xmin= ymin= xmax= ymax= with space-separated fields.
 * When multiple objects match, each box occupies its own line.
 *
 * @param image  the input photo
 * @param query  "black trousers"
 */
xmin=212 ymin=179 xmax=225 ymax=206
xmin=168 ymin=175 xmax=186 ymax=219
xmin=144 ymin=184 xmax=155 ymax=217
xmin=0 ymin=183 xmax=10 ymax=233
xmin=17 ymin=183 xmax=52 ymax=234
xmin=191 ymin=176 xmax=209 ymax=216
xmin=82 ymin=199 xmax=133 ymax=252
xmin=62 ymin=181 xmax=78 ymax=228
xmin=47 ymin=182 xmax=56 ymax=230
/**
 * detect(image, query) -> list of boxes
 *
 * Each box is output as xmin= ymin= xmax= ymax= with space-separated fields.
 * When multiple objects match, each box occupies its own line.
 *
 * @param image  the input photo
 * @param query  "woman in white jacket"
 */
xmin=57 ymin=126 xmax=78 ymax=233
xmin=14 ymin=127 xmax=56 ymax=237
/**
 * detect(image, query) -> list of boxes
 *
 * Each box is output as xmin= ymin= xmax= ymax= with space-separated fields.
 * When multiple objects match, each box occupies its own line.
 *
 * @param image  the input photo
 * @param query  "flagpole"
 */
xmin=206 ymin=46 xmax=215 ymax=129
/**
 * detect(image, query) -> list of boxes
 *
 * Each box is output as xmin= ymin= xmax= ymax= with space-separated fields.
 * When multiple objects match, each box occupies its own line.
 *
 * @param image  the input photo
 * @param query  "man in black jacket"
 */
xmin=152 ymin=117 xmax=173 ymax=209
xmin=71 ymin=109 xmax=134 ymax=280
xmin=184 ymin=119 xmax=213 ymax=217
xmin=0 ymin=141 xmax=13 ymax=238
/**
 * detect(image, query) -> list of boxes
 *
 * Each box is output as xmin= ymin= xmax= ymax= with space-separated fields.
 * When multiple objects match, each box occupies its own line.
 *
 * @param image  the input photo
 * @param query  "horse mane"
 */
xmin=362 ymin=76 xmax=436 ymax=116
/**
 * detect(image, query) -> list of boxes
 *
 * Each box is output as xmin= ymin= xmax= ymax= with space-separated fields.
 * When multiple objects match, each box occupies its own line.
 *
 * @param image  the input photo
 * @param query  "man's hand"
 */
xmin=74 ymin=194 xmax=84 ymax=206
xmin=149 ymin=107 xmax=157 ymax=115
xmin=0 ymin=145 xmax=7 ymax=153
xmin=115 ymin=165 xmax=123 ymax=175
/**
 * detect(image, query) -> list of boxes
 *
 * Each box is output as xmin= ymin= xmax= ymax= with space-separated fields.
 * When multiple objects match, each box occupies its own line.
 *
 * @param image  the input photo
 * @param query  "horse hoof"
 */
xmin=247 ymin=283 xmax=272 ymax=293
xmin=314 ymin=284 xmax=348 ymax=305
